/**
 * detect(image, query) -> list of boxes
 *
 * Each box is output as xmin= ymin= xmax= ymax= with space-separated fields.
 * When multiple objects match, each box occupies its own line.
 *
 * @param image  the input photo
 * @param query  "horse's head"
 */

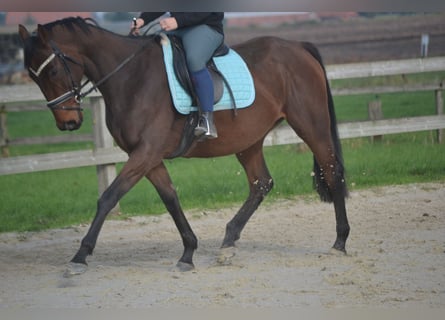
xmin=19 ymin=23 xmax=85 ymax=131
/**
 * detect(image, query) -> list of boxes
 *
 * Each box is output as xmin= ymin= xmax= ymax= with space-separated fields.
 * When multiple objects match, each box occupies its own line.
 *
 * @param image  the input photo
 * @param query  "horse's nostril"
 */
xmin=65 ymin=120 xmax=81 ymax=131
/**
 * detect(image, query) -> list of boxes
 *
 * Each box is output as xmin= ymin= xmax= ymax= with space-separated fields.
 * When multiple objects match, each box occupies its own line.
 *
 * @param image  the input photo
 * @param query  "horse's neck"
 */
xmin=63 ymin=27 xmax=161 ymax=114
xmin=50 ymin=25 xmax=139 ymax=86
xmin=80 ymin=32 xmax=140 ymax=84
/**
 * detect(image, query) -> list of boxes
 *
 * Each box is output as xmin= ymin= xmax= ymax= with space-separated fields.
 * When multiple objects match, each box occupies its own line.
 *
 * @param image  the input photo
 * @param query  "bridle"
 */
xmin=31 ymin=39 xmax=142 ymax=113
xmin=30 ymin=40 xmax=87 ymax=112
xmin=30 ymin=18 xmax=165 ymax=113
xmin=31 ymin=39 xmax=153 ymax=113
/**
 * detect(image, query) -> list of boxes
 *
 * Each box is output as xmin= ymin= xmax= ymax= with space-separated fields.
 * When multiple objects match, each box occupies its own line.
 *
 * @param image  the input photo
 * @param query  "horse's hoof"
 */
xmin=217 ymin=246 xmax=236 ymax=266
xmin=329 ymin=247 xmax=347 ymax=256
xmin=176 ymin=261 xmax=195 ymax=272
xmin=63 ymin=262 xmax=88 ymax=277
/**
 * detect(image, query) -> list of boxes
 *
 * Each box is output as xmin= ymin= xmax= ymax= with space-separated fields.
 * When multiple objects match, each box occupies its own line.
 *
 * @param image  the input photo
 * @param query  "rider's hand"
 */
xmin=159 ymin=17 xmax=178 ymax=31
xmin=130 ymin=18 xmax=145 ymax=35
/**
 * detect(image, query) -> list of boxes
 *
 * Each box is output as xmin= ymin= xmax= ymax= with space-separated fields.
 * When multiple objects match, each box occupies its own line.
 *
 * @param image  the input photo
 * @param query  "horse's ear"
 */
xmin=37 ymin=24 xmax=49 ymax=42
xmin=18 ymin=24 xmax=30 ymax=43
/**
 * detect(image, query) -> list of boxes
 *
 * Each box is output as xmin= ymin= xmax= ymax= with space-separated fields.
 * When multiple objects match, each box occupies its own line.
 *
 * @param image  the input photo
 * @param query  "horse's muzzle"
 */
xmin=58 ymin=119 xmax=82 ymax=131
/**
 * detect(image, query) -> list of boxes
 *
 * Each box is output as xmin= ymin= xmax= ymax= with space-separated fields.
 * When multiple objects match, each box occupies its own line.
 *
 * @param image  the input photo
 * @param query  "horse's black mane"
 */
xmin=42 ymin=17 xmax=99 ymax=35
xmin=41 ymin=16 xmax=157 ymax=41
xmin=23 ymin=17 xmax=115 ymax=67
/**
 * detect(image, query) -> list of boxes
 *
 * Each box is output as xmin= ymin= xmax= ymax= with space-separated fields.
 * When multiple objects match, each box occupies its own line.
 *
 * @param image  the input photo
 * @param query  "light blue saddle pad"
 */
xmin=161 ymin=35 xmax=255 ymax=115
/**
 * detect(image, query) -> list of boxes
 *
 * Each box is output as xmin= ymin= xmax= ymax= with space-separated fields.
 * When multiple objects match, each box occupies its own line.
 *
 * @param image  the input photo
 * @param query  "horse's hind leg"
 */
xmin=287 ymin=114 xmax=350 ymax=254
xmin=313 ymin=143 xmax=349 ymax=254
xmin=219 ymin=142 xmax=273 ymax=263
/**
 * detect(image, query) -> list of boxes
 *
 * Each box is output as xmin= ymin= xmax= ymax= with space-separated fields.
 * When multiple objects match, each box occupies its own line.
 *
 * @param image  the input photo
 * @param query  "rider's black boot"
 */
xmin=194 ymin=111 xmax=218 ymax=139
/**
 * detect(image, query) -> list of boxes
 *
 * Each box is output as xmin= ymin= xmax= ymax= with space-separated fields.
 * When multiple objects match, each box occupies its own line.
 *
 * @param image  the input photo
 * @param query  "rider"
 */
xmin=131 ymin=12 xmax=225 ymax=139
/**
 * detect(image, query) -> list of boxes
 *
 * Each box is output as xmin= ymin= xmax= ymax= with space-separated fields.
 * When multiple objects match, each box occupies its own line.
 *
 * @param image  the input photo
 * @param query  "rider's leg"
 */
xmin=180 ymin=25 xmax=223 ymax=138
xmin=191 ymin=68 xmax=217 ymax=138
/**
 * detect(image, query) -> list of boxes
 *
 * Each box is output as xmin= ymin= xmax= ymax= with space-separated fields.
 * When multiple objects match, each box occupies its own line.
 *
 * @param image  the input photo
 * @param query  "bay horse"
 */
xmin=18 ymin=17 xmax=349 ymax=273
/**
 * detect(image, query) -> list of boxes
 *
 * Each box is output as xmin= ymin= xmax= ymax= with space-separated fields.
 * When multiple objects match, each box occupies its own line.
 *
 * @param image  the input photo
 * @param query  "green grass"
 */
xmin=331 ymin=71 xmax=445 ymax=90
xmin=1 ymin=77 xmax=444 ymax=232
xmin=330 ymin=71 xmax=444 ymax=122
xmin=342 ymin=136 xmax=445 ymax=187
xmin=6 ymin=107 xmax=94 ymax=156
xmin=1 ymin=136 xmax=444 ymax=233
xmin=333 ymin=91 xmax=438 ymax=122
xmin=0 ymin=168 xmax=99 ymax=232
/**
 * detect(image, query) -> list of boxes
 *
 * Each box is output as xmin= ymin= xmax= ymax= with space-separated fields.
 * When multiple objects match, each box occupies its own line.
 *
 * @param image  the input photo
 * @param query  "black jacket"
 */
xmin=139 ymin=12 xmax=224 ymax=35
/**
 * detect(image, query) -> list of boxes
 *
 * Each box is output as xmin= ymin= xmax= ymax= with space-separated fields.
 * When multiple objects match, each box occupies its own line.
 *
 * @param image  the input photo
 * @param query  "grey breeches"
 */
xmin=168 ymin=24 xmax=224 ymax=72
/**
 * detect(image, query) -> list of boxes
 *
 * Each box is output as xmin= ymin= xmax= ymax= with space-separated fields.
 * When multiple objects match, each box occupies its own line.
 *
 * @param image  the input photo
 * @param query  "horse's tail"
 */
xmin=302 ymin=42 xmax=348 ymax=202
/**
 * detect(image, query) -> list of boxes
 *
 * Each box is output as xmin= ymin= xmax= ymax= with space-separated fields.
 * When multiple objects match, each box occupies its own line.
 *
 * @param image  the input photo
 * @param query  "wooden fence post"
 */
xmin=0 ymin=105 xmax=10 ymax=157
xmin=368 ymin=96 xmax=383 ymax=142
xmin=436 ymin=88 xmax=443 ymax=143
xmin=91 ymin=97 xmax=120 ymax=214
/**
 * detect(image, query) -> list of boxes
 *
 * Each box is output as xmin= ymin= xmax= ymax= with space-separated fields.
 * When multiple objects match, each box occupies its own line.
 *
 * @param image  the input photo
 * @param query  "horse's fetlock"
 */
xmin=337 ymin=223 xmax=350 ymax=238
xmin=182 ymin=233 xmax=198 ymax=250
xmin=225 ymin=222 xmax=241 ymax=243
xmin=80 ymin=240 xmax=95 ymax=255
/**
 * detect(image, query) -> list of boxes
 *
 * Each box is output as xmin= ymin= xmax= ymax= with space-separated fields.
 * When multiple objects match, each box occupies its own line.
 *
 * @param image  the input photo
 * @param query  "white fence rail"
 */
xmin=1 ymin=57 xmax=444 ymax=196
xmin=326 ymin=56 xmax=445 ymax=79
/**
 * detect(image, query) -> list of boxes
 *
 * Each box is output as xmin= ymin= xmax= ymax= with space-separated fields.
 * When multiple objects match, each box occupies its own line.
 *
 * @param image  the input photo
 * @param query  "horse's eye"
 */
xmin=49 ymin=67 xmax=58 ymax=77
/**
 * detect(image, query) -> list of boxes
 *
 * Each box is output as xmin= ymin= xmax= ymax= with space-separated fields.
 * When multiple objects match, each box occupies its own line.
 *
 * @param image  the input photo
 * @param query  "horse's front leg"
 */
xmin=146 ymin=163 xmax=197 ymax=271
xmin=66 ymin=151 xmax=151 ymax=276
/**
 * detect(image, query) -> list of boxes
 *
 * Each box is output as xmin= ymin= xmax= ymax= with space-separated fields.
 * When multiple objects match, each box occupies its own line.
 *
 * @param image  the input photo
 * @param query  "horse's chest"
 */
xmin=105 ymin=115 xmax=140 ymax=152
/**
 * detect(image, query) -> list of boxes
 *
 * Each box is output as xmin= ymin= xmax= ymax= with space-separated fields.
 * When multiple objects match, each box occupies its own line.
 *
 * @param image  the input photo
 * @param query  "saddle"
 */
xmin=167 ymin=35 xmax=236 ymax=110
xmin=160 ymin=34 xmax=255 ymax=157
xmin=163 ymin=34 xmax=237 ymax=158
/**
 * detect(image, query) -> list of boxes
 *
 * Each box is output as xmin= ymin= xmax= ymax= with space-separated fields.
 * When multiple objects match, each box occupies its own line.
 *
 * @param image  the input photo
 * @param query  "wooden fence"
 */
xmin=1 ymin=57 xmax=444 ymax=199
